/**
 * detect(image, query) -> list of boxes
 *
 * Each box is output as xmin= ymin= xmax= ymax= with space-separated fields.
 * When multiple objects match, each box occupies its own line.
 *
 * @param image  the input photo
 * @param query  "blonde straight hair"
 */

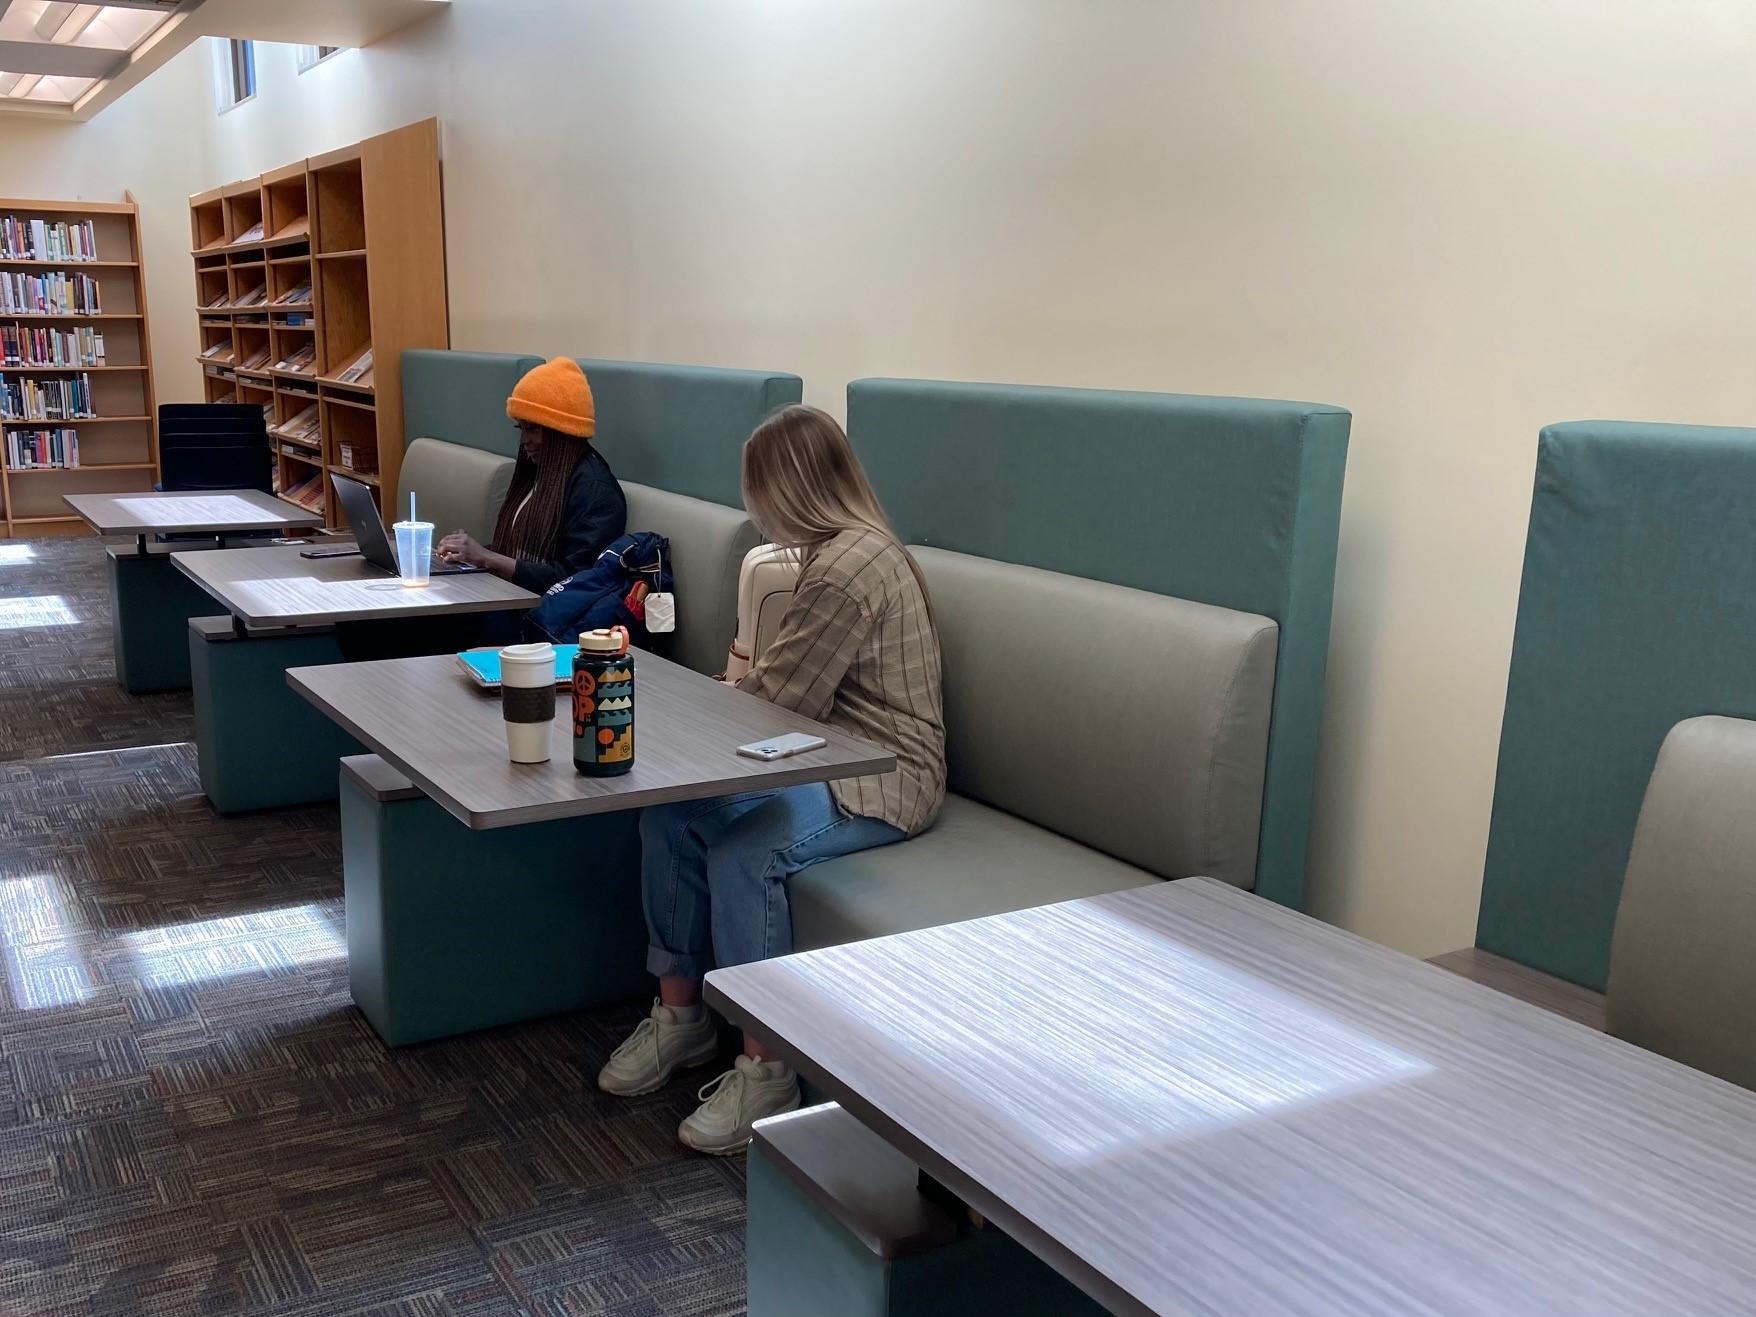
xmin=741 ymin=405 xmax=935 ymax=614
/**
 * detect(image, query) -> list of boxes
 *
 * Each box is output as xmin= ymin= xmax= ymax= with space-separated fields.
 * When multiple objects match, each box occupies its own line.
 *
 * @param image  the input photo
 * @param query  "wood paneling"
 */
xmin=707 ymin=878 xmax=1756 ymax=1317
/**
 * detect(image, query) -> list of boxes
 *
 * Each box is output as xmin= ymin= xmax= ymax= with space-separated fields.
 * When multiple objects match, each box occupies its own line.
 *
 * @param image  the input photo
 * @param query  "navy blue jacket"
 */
xmin=527 ymin=531 xmax=673 ymax=644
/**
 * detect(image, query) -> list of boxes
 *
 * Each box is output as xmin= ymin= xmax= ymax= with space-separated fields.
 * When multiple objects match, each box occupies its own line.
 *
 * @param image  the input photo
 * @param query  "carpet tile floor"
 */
xmin=0 ymin=536 xmax=748 ymax=1317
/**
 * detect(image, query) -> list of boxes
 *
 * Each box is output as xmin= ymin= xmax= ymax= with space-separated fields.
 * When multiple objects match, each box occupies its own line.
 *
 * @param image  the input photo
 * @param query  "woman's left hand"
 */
xmin=437 ymin=531 xmax=489 ymax=568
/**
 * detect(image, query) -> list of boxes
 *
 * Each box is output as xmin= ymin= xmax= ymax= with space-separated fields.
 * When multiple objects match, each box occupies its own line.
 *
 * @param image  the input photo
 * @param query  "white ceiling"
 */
xmin=0 ymin=0 xmax=447 ymax=120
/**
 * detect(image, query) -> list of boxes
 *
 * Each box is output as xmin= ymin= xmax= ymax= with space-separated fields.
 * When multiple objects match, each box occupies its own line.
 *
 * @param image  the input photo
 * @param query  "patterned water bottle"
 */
xmin=572 ymin=626 xmax=634 ymax=776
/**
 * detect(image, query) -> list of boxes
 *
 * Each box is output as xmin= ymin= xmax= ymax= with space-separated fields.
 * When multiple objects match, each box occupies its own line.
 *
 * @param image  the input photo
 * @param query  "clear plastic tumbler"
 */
xmin=393 ymin=520 xmax=433 ymax=587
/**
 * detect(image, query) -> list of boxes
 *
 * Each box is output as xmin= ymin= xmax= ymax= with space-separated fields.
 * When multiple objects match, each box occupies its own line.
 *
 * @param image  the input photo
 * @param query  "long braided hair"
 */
xmin=492 ymin=426 xmax=589 ymax=562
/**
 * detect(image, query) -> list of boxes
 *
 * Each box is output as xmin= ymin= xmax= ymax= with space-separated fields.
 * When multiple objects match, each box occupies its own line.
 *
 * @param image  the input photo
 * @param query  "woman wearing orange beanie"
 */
xmin=437 ymin=357 xmax=627 ymax=592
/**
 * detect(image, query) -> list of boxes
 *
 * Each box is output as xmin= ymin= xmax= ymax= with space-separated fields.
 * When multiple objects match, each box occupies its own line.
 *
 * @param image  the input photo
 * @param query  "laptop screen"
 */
xmin=331 ymin=474 xmax=398 ymax=574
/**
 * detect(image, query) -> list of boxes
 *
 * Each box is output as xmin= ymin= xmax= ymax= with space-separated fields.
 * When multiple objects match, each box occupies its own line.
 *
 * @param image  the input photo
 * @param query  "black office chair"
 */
xmin=157 ymin=403 xmax=273 ymax=494
xmin=156 ymin=403 xmax=274 ymax=543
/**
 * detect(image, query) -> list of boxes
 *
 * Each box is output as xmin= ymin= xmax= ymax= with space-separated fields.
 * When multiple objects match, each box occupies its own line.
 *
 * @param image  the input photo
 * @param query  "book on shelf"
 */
xmin=211 ymin=389 xmax=237 ymax=404
xmin=201 ymin=290 xmax=229 ymax=310
xmin=232 ymin=285 xmax=268 ymax=308
xmin=238 ymin=344 xmax=272 ymax=371
xmin=0 ymin=217 xmax=98 ymax=263
xmin=232 ymin=222 xmax=265 ymax=244
xmin=273 ymin=402 xmax=322 ymax=443
xmin=200 ymin=341 xmax=235 ymax=362
xmin=1 ymin=325 xmax=104 ymax=368
xmin=6 ymin=427 xmax=80 ymax=470
xmin=0 ymin=372 xmax=96 ymax=422
xmin=272 ymin=282 xmax=312 ymax=307
xmin=1 ymin=270 xmax=102 ymax=315
xmin=273 ymin=343 xmax=317 ymax=374
xmin=282 ymin=471 xmax=325 ymax=512
xmin=335 ymin=348 xmax=374 ymax=386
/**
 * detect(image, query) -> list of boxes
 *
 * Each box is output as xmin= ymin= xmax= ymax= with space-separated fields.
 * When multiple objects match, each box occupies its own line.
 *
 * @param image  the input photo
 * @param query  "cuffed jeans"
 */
xmin=640 ymin=782 xmax=904 ymax=980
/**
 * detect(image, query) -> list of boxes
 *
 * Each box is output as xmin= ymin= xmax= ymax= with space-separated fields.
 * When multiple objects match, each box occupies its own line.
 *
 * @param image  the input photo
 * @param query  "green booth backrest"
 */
xmin=573 ymin=358 xmax=803 ymax=509
xmin=401 ymin=353 xmax=802 ymax=509
xmin=846 ymin=378 xmax=1350 ymax=910
xmin=401 ymin=350 xmax=541 ymax=457
xmin=1478 ymin=420 xmax=1756 ymax=991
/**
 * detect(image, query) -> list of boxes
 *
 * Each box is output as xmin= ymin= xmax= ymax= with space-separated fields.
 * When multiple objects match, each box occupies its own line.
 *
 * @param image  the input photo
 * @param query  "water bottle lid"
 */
xmin=578 ymin=626 xmax=629 ymax=655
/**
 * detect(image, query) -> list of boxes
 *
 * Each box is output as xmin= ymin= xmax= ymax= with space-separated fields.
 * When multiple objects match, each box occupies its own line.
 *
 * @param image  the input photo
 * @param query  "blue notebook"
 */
xmin=455 ymin=645 xmax=577 ymax=690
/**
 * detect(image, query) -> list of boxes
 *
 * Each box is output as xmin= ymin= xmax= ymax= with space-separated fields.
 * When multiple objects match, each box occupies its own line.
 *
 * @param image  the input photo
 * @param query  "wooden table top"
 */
xmin=64 ymin=489 xmax=323 ymax=535
xmin=288 ymin=649 xmax=896 ymax=829
xmin=706 ymin=878 xmax=1756 ymax=1317
xmin=171 ymin=544 xmax=536 ymax=626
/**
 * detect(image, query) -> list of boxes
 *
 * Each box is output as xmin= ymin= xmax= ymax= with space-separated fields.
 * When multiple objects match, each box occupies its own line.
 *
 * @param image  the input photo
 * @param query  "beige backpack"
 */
xmin=723 ymin=543 xmax=801 ymax=681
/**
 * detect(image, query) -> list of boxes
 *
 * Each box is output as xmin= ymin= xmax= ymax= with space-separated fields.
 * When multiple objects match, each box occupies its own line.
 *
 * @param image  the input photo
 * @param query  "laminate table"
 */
xmin=173 ymin=544 xmax=539 ymax=814
xmin=706 ymin=877 xmax=1756 ymax=1317
xmin=288 ymin=648 xmax=895 ymax=828
xmin=287 ymin=649 xmax=896 ymax=1045
xmin=65 ymin=488 xmax=322 ymax=553
xmin=172 ymin=543 xmax=537 ymax=630
xmin=64 ymin=490 xmax=325 ymax=693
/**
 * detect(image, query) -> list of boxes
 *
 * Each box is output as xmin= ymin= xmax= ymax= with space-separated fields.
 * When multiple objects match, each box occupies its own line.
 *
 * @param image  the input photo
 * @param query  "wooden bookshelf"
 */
xmin=187 ymin=120 xmax=448 ymax=525
xmin=0 ymin=192 xmax=158 ymax=538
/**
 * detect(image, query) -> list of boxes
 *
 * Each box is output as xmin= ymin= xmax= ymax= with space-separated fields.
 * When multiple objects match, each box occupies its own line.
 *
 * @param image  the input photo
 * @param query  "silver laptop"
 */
xmin=331 ymin=472 xmax=477 ymax=577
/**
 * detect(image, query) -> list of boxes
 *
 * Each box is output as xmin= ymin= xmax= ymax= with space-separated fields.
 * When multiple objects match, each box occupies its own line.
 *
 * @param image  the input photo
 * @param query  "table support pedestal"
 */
xmin=748 ymin=1104 xmax=1107 ymax=1317
xmin=340 ymin=756 xmax=650 ymax=1046
xmin=189 ymin=616 xmax=366 ymax=812
xmin=108 ymin=546 xmax=223 ymax=693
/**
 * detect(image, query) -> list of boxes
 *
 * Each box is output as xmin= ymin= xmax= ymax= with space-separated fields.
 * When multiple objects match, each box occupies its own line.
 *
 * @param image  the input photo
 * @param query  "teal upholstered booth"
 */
xmin=406 ymin=349 xmax=801 ymax=508
xmin=336 ymin=352 xmax=799 ymax=1044
xmin=845 ymin=379 xmax=1350 ymax=910
xmin=572 ymin=357 xmax=801 ymax=506
xmin=1478 ymin=420 xmax=1756 ymax=990
xmin=401 ymin=349 xmax=542 ymax=454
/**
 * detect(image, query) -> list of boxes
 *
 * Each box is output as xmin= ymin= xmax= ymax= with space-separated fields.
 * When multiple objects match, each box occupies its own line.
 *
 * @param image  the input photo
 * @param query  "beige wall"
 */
xmin=7 ymin=1 xmax=1756 ymax=956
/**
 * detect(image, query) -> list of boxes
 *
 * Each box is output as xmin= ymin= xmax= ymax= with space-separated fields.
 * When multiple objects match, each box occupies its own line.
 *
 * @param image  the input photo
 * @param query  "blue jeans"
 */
xmin=640 ymin=782 xmax=904 ymax=980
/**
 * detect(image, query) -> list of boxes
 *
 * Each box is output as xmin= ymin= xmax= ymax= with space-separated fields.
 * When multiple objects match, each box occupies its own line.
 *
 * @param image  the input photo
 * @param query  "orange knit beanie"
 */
xmin=507 ymin=357 xmax=596 ymax=438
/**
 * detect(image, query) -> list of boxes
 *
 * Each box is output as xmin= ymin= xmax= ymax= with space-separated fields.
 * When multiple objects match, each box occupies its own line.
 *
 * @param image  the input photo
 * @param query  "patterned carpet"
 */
xmin=0 ymin=537 xmax=748 ymax=1317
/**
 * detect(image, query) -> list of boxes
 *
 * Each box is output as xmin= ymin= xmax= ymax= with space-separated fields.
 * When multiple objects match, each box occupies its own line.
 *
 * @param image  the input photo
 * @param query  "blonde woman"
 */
xmin=598 ymin=405 xmax=946 ymax=1154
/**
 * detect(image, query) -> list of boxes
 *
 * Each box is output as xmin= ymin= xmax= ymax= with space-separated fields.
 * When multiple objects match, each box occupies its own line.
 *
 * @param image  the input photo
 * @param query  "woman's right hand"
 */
xmin=437 ymin=530 xmax=472 ymax=560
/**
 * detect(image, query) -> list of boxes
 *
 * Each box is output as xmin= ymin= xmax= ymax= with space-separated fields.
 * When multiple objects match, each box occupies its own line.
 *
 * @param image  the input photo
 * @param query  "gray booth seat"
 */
xmin=792 ymin=547 xmax=1279 ymax=949
xmin=1607 ymin=716 xmax=1756 ymax=1092
xmin=397 ymin=437 xmax=516 ymax=544
xmin=623 ymin=482 xmax=759 ymax=676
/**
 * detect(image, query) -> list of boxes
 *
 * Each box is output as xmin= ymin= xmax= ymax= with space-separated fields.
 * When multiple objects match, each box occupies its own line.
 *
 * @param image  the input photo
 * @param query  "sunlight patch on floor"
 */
xmin=0 ymin=594 xmax=79 ymax=628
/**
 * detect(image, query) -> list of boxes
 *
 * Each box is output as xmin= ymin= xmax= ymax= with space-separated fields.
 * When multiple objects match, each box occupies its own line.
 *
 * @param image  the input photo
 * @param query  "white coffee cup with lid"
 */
xmin=499 ymin=641 xmax=556 ymax=763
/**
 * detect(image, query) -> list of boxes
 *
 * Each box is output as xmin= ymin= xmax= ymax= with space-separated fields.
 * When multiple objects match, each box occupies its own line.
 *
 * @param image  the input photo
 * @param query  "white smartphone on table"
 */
xmin=737 ymin=732 xmax=828 ymax=761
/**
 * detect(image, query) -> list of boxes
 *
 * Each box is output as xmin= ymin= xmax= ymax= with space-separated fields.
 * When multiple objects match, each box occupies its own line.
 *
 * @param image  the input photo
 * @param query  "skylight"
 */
xmin=0 ymin=2 xmax=174 ymax=104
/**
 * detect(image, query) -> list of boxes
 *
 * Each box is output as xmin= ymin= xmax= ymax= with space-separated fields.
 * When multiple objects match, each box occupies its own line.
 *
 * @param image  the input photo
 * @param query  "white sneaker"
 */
xmin=677 ymin=1053 xmax=801 ymax=1156
xmin=597 ymin=999 xmax=719 ymax=1097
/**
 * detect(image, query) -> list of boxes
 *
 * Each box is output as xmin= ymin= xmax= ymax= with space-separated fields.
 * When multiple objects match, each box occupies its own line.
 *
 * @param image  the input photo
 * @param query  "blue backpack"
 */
xmin=527 ymin=531 xmax=673 ymax=645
